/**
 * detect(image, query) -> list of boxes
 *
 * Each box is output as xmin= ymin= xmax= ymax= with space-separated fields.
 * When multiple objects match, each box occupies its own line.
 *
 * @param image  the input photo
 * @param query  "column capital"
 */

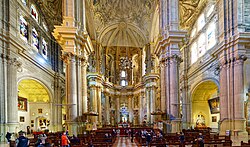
xmin=79 ymin=56 xmax=88 ymax=67
xmin=160 ymin=54 xmax=182 ymax=66
xmin=61 ymin=52 xmax=76 ymax=64
xmin=235 ymin=54 xmax=247 ymax=64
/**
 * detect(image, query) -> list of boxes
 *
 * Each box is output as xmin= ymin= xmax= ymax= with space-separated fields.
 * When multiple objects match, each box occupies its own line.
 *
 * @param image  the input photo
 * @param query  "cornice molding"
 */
xmin=154 ymin=30 xmax=187 ymax=56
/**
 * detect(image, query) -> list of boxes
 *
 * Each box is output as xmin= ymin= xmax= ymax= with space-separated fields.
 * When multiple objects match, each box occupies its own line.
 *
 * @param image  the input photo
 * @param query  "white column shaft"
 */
xmin=7 ymin=60 xmax=19 ymax=132
xmin=66 ymin=57 xmax=78 ymax=122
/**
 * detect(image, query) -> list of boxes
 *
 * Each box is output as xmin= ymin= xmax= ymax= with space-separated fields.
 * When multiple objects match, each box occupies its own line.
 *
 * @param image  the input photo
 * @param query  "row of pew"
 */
xmin=134 ymin=128 xmax=233 ymax=147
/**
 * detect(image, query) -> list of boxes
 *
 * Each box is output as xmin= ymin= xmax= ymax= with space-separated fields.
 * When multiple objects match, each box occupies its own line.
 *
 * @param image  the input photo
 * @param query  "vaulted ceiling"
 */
xmin=179 ymin=0 xmax=207 ymax=30
xmin=87 ymin=0 xmax=156 ymax=47
xmin=18 ymin=79 xmax=50 ymax=102
xmin=192 ymin=81 xmax=218 ymax=101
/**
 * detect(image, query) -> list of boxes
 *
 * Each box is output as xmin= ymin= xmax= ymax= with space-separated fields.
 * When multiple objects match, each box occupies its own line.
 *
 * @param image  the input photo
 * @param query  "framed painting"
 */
xmin=212 ymin=116 xmax=217 ymax=122
xmin=20 ymin=116 xmax=25 ymax=122
xmin=18 ymin=96 xmax=27 ymax=111
xmin=208 ymin=97 xmax=220 ymax=114
xmin=38 ymin=109 xmax=43 ymax=113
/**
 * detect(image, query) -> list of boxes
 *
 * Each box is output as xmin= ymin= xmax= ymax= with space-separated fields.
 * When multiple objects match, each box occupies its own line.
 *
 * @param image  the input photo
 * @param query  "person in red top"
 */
xmin=61 ymin=132 xmax=70 ymax=147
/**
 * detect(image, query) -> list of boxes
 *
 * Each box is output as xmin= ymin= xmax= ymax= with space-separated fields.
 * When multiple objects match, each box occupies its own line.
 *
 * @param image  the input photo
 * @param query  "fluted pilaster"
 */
xmin=89 ymin=85 xmax=98 ymax=123
xmin=128 ymin=97 xmax=133 ymax=123
xmin=7 ymin=58 xmax=21 ymax=132
xmin=105 ymin=94 xmax=110 ymax=125
xmin=116 ymin=97 xmax=120 ymax=123
xmin=97 ymin=87 xmax=102 ymax=126
xmin=160 ymin=61 xmax=166 ymax=113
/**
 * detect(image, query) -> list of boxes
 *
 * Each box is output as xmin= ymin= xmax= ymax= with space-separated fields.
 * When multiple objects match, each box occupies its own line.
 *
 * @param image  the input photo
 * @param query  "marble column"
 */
xmin=7 ymin=58 xmax=20 ymax=132
xmin=164 ymin=59 xmax=170 ymax=116
xmin=116 ymin=97 xmax=120 ymax=123
xmin=160 ymin=61 xmax=166 ymax=113
xmin=128 ymin=96 xmax=133 ymax=123
xmin=81 ymin=58 xmax=88 ymax=113
xmin=0 ymin=56 xmax=7 ymax=142
xmin=169 ymin=56 xmax=181 ymax=133
xmin=146 ymin=89 xmax=151 ymax=123
xmin=76 ymin=58 xmax=82 ymax=122
xmin=105 ymin=94 xmax=110 ymax=125
xmin=64 ymin=53 xmax=78 ymax=135
xmin=150 ymin=86 xmax=156 ymax=123
xmin=89 ymin=85 xmax=97 ymax=123
xmin=140 ymin=93 xmax=145 ymax=124
xmin=97 ymin=87 xmax=102 ymax=126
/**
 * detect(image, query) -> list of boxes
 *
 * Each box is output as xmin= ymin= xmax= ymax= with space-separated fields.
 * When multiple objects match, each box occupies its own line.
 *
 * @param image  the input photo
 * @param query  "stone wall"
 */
xmin=244 ymin=0 xmax=250 ymax=31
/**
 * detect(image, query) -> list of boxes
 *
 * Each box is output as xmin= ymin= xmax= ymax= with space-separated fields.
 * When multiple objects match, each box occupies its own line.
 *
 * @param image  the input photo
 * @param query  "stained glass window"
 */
xmin=32 ymin=28 xmax=39 ymax=50
xmin=121 ymin=80 xmax=126 ymax=86
xmin=21 ymin=0 xmax=27 ymax=5
xmin=206 ymin=5 xmax=214 ymax=18
xmin=42 ymin=22 xmax=48 ymax=31
xmin=207 ymin=22 xmax=216 ymax=49
xmin=42 ymin=38 xmax=47 ymax=59
xmin=198 ymin=34 xmax=206 ymax=57
xmin=197 ymin=14 xmax=205 ymax=31
xmin=121 ymin=71 xmax=126 ymax=77
xmin=191 ymin=42 xmax=197 ymax=64
xmin=189 ymin=3 xmax=217 ymax=65
xmin=20 ymin=15 xmax=28 ymax=42
xmin=30 ymin=5 xmax=38 ymax=22
xmin=191 ymin=28 xmax=196 ymax=38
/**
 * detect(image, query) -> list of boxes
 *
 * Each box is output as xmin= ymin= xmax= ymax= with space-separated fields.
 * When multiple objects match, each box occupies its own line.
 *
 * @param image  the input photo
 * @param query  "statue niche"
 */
xmin=88 ymin=52 xmax=96 ymax=72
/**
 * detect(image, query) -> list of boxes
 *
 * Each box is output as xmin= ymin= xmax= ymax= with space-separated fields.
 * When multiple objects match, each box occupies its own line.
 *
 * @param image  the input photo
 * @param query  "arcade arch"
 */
xmin=191 ymin=80 xmax=219 ymax=131
xmin=17 ymin=79 xmax=51 ymax=132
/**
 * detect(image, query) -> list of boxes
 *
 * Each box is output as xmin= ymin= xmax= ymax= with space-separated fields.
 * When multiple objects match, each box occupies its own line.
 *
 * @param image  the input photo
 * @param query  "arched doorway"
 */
xmin=18 ymin=79 xmax=51 ymax=133
xmin=192 ymin=80 xmax=219 ymax=132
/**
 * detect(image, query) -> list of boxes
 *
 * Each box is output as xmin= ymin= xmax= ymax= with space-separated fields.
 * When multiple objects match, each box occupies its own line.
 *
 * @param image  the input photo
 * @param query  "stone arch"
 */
xmin=17 ymin=76 xmax=53 ymax=102
xmin=190 ymin=78 xmax=220 ymax=96
xmin=190 ymin=79 xmax=220 ymax=131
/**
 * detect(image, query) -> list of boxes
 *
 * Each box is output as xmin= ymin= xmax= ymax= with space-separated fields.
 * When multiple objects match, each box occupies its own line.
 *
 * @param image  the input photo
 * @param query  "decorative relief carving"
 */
xmin=160 ymin=54 xmax=182 ymax=67
xmin=61 ymin=52 xmax=76 ymax=64
xmin=92 ymin=0 xmax=155 ymax=36
xmin=93 ymin=0 xmax=154 ymax=24
xmin=179 ymin=0 xmax=205 ymax=29
xmin=37 ymin=0 xmax=62 ymax=25
xmin=88 ymin=52 xmax=96 ymax=72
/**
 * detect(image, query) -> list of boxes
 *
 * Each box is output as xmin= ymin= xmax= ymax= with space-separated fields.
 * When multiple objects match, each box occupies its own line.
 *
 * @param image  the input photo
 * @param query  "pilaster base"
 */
xmin=0 ymin=123 xmax=7 ymax=142
xmin=171 ymin=118 xmax=181 ymax=133
xmin=219 ymin=119 xmax=248 ymax=145
xmin=6 ymin=123 xmax=19 ymax=133
xmin=66 ymin=121 xmax=78 ymax=136
xmin=181 ymin=122 xmax=191 ymax=130
xmin=219 ymin=119 xmax=246 ymax=135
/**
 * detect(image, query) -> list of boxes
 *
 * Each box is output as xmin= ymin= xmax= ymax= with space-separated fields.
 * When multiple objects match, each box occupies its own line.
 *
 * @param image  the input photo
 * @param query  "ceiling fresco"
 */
xmin=179 ymin=0 xmax=207 ymax=29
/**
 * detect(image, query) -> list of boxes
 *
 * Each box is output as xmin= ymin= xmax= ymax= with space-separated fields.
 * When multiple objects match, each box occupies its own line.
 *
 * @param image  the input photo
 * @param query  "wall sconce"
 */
xmin=45 ymin=112 xmax=49 ymax=116
xmin=32 ymin=112 xmax=35 ymax=116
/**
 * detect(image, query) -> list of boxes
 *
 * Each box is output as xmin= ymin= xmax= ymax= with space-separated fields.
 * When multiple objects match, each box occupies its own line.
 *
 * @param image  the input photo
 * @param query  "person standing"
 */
xmin=16 ymin=132 xmax=29 ymax=147
xmin=61 ymin=132 xmax=70 ymax=147
xmin=5 ymin=132 xmax=12 ymax=144
xmin=179 ymin=132 xmax=185 ymax=147
xmin=146 ymin=133 xmax=152 ymax=147
xmin=197 ymin=133 xmax=204 ymax=147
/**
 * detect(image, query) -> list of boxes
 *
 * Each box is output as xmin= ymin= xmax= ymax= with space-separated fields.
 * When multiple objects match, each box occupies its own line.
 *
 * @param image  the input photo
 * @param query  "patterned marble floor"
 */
xmin=112 ymin=137 xmax=138 ymax=147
